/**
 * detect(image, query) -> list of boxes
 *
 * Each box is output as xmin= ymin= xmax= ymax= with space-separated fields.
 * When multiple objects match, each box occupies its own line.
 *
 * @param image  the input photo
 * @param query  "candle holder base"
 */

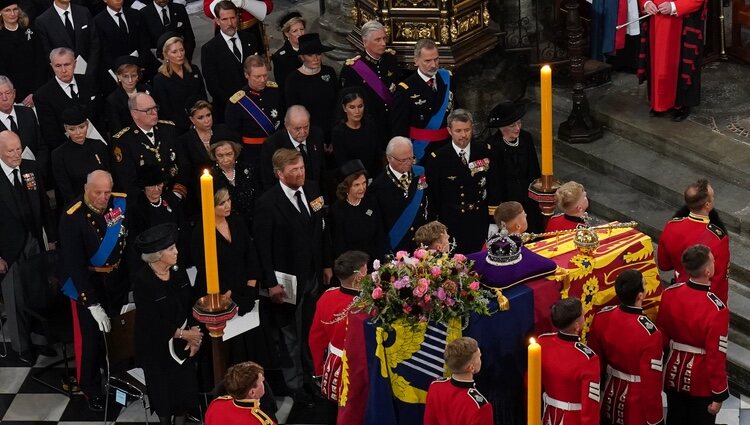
xmin=192 ymin=294 xmax=237 ymax=338
xmin=529 ymin=177 xmax=562 ymax=232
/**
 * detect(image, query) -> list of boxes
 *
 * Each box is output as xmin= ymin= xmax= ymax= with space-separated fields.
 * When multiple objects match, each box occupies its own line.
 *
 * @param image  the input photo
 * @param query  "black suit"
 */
xmin=34 ymin=75 xmax=100 ymax=151
xmin=0 ymin=106 xmax=49 ymax=177
xmin=201 ymin=30 xmax=261 ymax=124
xmin=253 ymin=181 xmax=332 ymax=392
xmin=35 ymin=4 xmax=101 ymax=83
xmin=259 ymin=127 xmax=324 ymax=192
xmin=140 ymin=2 xmax=195 ymax=62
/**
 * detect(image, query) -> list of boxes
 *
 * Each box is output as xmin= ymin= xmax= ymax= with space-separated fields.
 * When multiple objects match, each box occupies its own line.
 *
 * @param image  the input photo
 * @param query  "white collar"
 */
xmin=388 ymin=165 xmax=405 ymax=181
xmin=452 ymin=142 xmax=470 ymax=159
xmin=220 ymin=30 xmax=238 ymax=43
xmin=137 ymin=125 xmax=154 ymax=136
xmin=107 ymin=6 xmax=125 ymax=19
xmin=417 ymin=68 xmax=435 ymax=84
xmin=287 ymin=132 xmax=306 ymax=148
xmin=0 ymin=107 xmax=16 ymax=122
xmin=56 ymin=76 xmax=78 ymax=94
xmin=154 ymin=3 xmax=168 ymax=12
xmin=279 ymin=181 xmax=308 ymax=212
xmin=54 ymin=2 xmax=71 ymax=18
xmin=0 ymin=159 xmax=18 ymax=181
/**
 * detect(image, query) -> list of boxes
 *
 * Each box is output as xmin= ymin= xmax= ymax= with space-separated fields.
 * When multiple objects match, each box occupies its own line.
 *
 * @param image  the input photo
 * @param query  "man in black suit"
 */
xmin=253 ymin=148 xmax=332 ymax=408
xmin=94 ymin=0 xmax=155 ymax=93
xmin=34 ymin=47 xmax=101 ymax=151
xmin=0 ymin=130 xmax=57 ymax=364
xmin=425 ymin=109 xmax=498 ymax=253
xmin=35 ymin=0 xmax=101 ymax=84
xmin=201 ymin=1 xmax=261 ymax=124
xmin=141 ymin=0 xmax=196 ymax=61
xmin=259 ymin=105 xmax=323 ymax=191
xmin=0 ymin=76 xmax=49 ymax=176
xmin=370 ymin=136 xmax=431 ymax=253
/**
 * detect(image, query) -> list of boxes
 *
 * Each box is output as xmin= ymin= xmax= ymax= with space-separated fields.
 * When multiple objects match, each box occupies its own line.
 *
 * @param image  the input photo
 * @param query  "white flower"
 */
xmin=373 ymin=259 xmax=381 ymax=270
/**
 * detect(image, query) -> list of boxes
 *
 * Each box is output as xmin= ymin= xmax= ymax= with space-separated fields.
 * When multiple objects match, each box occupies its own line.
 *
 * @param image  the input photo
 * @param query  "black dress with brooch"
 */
xmin=133 ymin=265 xmax=199 ymax=417
xmin=0 ymin=25 xmax=47 ymax=101
xmin=152 ymin=66 xmax=208 ymax=134
xmin=284 ymin=65 xmax=339 ymax=141
xmin=329 ymin=194 xmax=387 ymax=262
xmin=271 ymin=39 xmax=299 ymax=93
xmin=212 ymin=161 xmax=259 ymax=231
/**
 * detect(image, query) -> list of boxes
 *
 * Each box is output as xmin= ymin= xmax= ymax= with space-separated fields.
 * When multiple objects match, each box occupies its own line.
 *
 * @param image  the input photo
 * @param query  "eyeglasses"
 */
xmin=133 ymin=105 xmax=159 ymax=114
xmin=389 ymin=155 xmax=415 ymax=164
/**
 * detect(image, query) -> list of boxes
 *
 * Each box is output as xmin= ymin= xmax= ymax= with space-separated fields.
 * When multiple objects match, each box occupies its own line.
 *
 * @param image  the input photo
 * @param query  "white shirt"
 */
xmin=107 ymin=6 xmax=128 ymax=31
xmin=452 ymin=142 xmax=470 ymax=162
xmin=220 ymin=31 xmax=242 ymax=59
xmin=154 ymin=3 xmax=170 ymax=25
xmin=388 ymin=165 xmax=407 ymax=182
xmin=0 ymin=108 xmax=17 ymax=131
xmin=279 ymin=181 xmax=309 ymax=214
xmin=0 ymin=159 xmax=19 ymax=186
xmin=417 ymin=69 xmax=435 ymax=87
xmin=56 ymin=76 xmax=79 ymax=99
xmin=137 ymin=125 xmax=155 ymax=144
xmin=54 ymin=2 xmax=73 ymax=27
xmin=288 ymin=132 xmax=307 ymax=152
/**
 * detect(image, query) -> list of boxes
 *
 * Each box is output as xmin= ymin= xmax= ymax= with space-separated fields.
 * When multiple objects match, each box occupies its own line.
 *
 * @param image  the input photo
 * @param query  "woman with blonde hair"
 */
xmin=271 ymin=11 xmax=305 ymax=92
xmin=545 ymin=180 xmax=590 ymax=232
xmin=152 ymin=33 xmax=207 ymax=134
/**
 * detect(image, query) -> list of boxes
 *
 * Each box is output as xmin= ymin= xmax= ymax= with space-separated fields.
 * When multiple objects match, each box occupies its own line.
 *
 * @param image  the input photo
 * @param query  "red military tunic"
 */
xmin=656 ymin=280 xmax=729 ymax=401
xmin=203 ymin=0 xmax=273 ymax=30
xmin=205 ymin=397 xmax=276 ymax=425
xmin=539 ymin=332 xmax=601 ymax=425
xmin=423 ymin=377 xmax=494 ymax=425
xmin=587 ymin=305 xmax=664 ymax=425
xmin=657 ymin=212 xmax=729 ymax=303
xmin=308 ymin=286 xmax=359 ymax=401
xmin=544 ymin=214 xmax=587 ymax=233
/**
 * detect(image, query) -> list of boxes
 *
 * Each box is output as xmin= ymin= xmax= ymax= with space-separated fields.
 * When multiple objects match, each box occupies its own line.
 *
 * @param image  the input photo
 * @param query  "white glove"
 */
xmin=88 ymin=304 xmax=111 ymax=333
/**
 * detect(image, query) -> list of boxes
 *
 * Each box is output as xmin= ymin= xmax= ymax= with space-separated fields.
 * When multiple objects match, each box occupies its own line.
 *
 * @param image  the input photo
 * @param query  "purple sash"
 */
xmin=351 ymin=59 xmax=394 ymax=106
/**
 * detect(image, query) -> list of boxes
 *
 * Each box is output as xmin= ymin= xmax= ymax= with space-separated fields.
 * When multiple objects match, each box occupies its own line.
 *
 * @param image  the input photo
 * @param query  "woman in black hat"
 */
xmin=284 ymin=32 xmax=339 ymax=142
xmin=51 ymin=108 xmax=111 ymax=206
xmin=105 ymin=55 xmax=152 ymax=136
xmin=0 ymin=0 xmax=45 ymax=106
xmin=329 ymin=160 xmax=387 ymax=262
xmin=133 ymin=223 xmax=202 ymax=425
xmin=271 ymin=11 xmax=305 ymax=93
xmin=152 ymin=33 xmax=207 ymax=134
xmin=331 ymin=88 xmax=383 ymax=178
xmin=486 ymin=101 xmax=543 ymax=233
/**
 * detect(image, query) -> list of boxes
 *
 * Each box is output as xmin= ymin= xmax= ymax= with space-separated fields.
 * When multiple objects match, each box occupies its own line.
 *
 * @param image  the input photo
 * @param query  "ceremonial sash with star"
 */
xmin=351 ymin=59 xmax=394 ymax=106
xmin=230 ymin=90 xmax=276 ymax=136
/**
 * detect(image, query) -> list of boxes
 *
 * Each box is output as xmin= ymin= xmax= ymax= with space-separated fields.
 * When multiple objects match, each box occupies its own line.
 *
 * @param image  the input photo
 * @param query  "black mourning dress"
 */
xmin=212 ymin=161 xmax=259 ymax=231
xmin=284 ymin=65 xmax=339 ymax=141
xmin=152 ymin=66 xmax=208 ymax=134
xmin=51 ymin=137 xmax=111 ymax=206
xmin=331 ymin=120 xmax=382 ymax=178
xmin=271 ymin=39 xmax=299 ymax=93
xmin=0 ymin=24 xmax=47 ymax=101
xmin=329 ymin=195 xmax=387 ymax=262
xmin=129 ymin=191 xmax=190 ymax=269
xmin=133 ymin=266 xmax=199 ymax=417
xmin=489 ymin=129 xmax=543 ymax=233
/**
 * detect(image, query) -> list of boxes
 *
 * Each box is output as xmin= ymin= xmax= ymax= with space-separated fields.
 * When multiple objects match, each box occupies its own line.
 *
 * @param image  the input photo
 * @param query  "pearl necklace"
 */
xmin=503 ymin=138 xmax=519 ymax=147
xmin=222 ymin=168 xmax=236 ymax=182
xmin=149 ymin=196 xmax=163 ymax=208
xmin=346 ymin=197 xmax=361 ymax=207
xmin=301 ymin=64 xmax=320 ymax=75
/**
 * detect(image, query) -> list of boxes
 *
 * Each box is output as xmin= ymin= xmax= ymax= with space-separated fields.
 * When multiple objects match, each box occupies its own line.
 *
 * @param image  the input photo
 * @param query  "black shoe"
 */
xmin=87 ymin=395 xmax=106 ymax=412
xmin=35 ymin=344 xmax=57 ymax=357
xmin=293 ymin=390 xmax=315 ymax=409
xmin=17 ymin=349 xmax=37 ymax=365
xmin=649 ymin=109 xmax=666 ymax=117
xmin=672 ymin=107 xmax=691 ymax=122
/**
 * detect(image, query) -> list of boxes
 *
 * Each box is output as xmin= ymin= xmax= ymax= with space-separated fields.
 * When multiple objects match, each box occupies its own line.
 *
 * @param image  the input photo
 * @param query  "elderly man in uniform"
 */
xmin=587 ymin=269 xmax=664 ymax=425
xmin=111 ymin=92 xmax=187 ymax=200
xmin=0 ymin=130 xmax=56 ymax=364
xmin=657 ymin=178 xmax=729 ymax=303
xmin=225 ymin=55 xmax=283 ymax=166
xmin=657 ymin=244 xmax=729 ymax=425
xmin=59 ymin=170 xmax=128 ymax=412
xmin=340 ymin=20 xmax=401 ymax=143
xmin=370 ymin=136 xmax=431 ymax=253
xmin=425 ymin=109 xmax=497 ymax=253
xmin=391 ymin=38 xmax=454 ymax=162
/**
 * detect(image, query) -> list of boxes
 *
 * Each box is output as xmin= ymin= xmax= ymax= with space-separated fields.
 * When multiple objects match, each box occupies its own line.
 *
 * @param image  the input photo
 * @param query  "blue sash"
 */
xmin=237 ymin=94 xmax=276 ymax=136
xmin=62 ymin=197 xmax=126 ymax=300
xmin=388 ymin=165 xmax=425 ymax=250
xmin=413 ymin=69 xmax=451 ymax=161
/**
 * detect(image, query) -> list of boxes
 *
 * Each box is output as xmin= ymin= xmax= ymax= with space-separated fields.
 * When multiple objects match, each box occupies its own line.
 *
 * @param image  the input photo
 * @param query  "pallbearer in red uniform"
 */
xmin=309 ymin=250 xmax=369 ymax=424
xmin=205 ymin=361 xmax=276 ymax=425
xmin=657 ymin=179 xmax=729 ymax=303
xmin=423 ymin=336 xmax=493 ymax=425
xmin=657 ymin=245 xmax=729 ymax=425
xmin=587 ymin=269 xmax=664 ymax=425
xmin=545 ymin=181 xmax=590 ymax=232
xmin=539 ymin=298 xmax=601 ymax=425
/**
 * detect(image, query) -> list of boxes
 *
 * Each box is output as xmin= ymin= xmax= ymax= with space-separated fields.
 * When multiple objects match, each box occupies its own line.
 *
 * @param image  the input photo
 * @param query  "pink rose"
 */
xmin=396 ymin=251 xmax=409 ymax=260
xmin=414 ymin=248 xmax=428 ymax=259
xmin=431 ymin=266 xmax=442 ymax=277
xmin=403 ymin=305 xmax=413 ymax=314
xmin=453 ymin=253 xmax=467 ymax=262
xmin=424 ymin=294 xmax=431 ymax=303
xmin=413 ymin=285 xmax=428 ymax=297
xmin=418 ymin=278 xmax=430 ymax=288
xmin=372 ymin=287 xmax=383 ymax=299
xmin=469 ymin=281 xmax=480 ymax=290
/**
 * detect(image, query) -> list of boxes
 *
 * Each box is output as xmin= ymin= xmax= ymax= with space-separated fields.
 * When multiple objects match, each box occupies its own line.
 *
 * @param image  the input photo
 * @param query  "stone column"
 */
xmin=318 ymin=0 xmax=358 ymax=60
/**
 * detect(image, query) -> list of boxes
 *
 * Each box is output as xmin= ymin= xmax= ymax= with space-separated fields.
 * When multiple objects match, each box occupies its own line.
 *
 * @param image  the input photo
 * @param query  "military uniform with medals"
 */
xmin=425 ymin=141 xmax=498 ymax=253
xmin=111 ymin=120 xmax=187 ymax=200
xmin=225 ymin=81 xmax=284 ymax=165
xmin=423 ymin=377 xmax=494 ymax=425
xmin=59 ymin=193 xmax=128 ymax=402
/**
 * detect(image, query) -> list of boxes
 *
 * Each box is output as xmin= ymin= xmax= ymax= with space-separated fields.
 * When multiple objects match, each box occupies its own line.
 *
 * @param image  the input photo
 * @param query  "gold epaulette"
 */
xmin=385 ymin=48 xmax=396 ymax=55
xmin=251 ymin=408 xmax=274 ymax=424
xmin=67 ymin=201 xmax=82 ymax=215
xmin=345 ymin=55 xmax=361 ymax=66
xmin=216 ymin=395 xmax=233 ymax=400
xmin=157 ymin=120 xmax=175 ymax=126
xmin=230 ymin=90 xmax=246 ymax=104
xmin=113 ymin=127 xmax=129 ymax=139
xmin=398 ymin=82 xmax=409 ymax=90
xmin=266 ymin=80 xmax=278 ymax=88
xmin=111 ymin=192 xmax=127 ymax=198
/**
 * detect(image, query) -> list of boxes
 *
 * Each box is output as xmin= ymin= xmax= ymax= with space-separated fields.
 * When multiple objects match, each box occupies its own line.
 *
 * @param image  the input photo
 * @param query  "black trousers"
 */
xmin=75 ymin=302 xmax=106 ymax=398
xmin=666 ymin=390 xmax=717 ymax=425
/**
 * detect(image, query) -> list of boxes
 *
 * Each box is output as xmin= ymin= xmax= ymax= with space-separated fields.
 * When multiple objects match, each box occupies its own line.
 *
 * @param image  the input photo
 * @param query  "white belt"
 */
xmin=328 ymin=343 xmax=343 ymax=357
xmin=543 ymin=393 xmax=582 ymax=411
xmin=606 ymin=365 xmax=641 ymax=383
xmin=671 ymin=341 xmax=706 ymax=355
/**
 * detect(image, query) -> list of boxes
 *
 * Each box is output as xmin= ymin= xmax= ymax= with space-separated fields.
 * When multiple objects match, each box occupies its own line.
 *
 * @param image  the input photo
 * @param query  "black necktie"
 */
xmin=116 ymin=12 xmax=128 ymax=34
xmin=459 ymin=150 xmax=468 ymax=165
xmin=230 ymin=37 xmax=241 ymax=62
xmin=295 ymin=190 xmax=310 ymax=218
xmin=12 ymin=168 xmax=22 ymax=195
xmin=63 ymin=11 xmax=75 ymax=45
xmin=161 ymin=8 xmax=170 ymax=26
xmin=8 ymin=115 xmax=18 ymax=133
xmin=298 ymin=143 xmax=308 ymax=163
xmin=12 ymin=169 xmax=33 ymax=231
xmin=69 ymin=84 xmax=78 ymax=99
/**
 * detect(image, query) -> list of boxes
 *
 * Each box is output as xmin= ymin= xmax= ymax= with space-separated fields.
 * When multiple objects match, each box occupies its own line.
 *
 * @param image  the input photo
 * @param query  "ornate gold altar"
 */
xmin=347 ymin=0 xmax=499 ymax=68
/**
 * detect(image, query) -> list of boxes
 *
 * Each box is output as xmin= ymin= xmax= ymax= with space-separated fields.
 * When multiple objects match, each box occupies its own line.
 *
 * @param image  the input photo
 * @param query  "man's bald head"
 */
xmin=0 ymin=130 xmax=22 ymax=168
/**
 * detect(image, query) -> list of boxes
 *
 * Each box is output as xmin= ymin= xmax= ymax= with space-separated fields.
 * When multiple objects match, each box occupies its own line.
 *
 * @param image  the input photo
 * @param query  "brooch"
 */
xmin=321 ymin=74 xmax=331 ymax=82
xmin=25 ymin=28 xmax=33 ymax=41
xmin=365 ymin=209 xmax=373 ymax=216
